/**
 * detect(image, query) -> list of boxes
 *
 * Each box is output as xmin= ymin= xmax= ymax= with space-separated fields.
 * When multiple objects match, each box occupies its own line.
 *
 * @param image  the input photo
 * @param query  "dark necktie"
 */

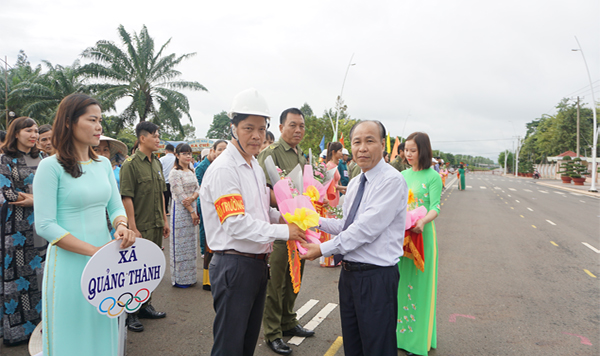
xmin=334 ymin=173 xmax=367 ymax=265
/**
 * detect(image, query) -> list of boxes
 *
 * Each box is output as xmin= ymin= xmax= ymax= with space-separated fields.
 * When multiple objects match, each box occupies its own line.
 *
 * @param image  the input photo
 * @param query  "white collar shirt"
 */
xmin=159 ymin=153 xmax=176 ymax=184
xmin=199 ymin=143 xmax=288 ymax=254
xmin=319 ymin=158 xmax=408 ymax=266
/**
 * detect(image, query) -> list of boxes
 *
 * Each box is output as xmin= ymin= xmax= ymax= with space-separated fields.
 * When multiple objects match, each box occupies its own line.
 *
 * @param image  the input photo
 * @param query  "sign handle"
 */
xmin=118 ymin=314 xmax=127 ymax=356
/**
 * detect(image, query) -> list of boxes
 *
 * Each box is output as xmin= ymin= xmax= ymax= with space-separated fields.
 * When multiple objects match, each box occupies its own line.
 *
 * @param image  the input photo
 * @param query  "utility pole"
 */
xmin=504 ymin=149 xmax=508 ymax=175
xmin=576 ymin=96 xmax=580 ymax=158
xmin=515 ymin=136 xmax=520 ymax=177
xmin=4 ymin=56 xmax=7 ymax=129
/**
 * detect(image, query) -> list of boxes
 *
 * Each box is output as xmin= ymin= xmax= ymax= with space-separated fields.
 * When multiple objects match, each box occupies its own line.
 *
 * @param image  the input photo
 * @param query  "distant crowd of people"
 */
xmin=0 ymin=89 xmax=463 ymax=356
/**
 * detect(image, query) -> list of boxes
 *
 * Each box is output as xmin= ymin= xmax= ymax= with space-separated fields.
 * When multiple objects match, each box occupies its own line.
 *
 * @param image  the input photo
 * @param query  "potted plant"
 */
xmin=558 ymin=155 xmax=574 ymax=183
xmin=571 ymin=157 xmax=588 ymax=185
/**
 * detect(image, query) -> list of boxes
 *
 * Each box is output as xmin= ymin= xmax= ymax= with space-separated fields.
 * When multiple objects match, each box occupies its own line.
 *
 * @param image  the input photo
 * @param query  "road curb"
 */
xmin=535 ymin=182 xmax=600 ymax=198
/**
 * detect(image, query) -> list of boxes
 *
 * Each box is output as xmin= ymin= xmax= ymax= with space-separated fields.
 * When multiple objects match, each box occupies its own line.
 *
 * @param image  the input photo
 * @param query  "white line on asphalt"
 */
xmin=288 ymin=303 xmax=338 ymax=346
xmin=507 ymin=194 xmax=511 ymax=197
xmin=538 ymin=190 xmax=548 ymax=193
xmin=546 ymin=220 xmax=556 ymax=226
xmin=508 ymin=188 xmax=517 ymax=191
xmin=494 ymin=187 xmax=502 ymax=190
xmin=527 ymin=207 xmax=533 ymax=211
xmin=515 ymin=200 xmax=520 ymax=203
xmin=295 ymin=299 xmax=319 ymax=320
xmin=570 ymin=193 xmax=582 ymax=196
xmin=523 ymin=189 xmax=532 ymax=192
xmin=580 ymin=200 xmax=586 ymax=203
xmin=480 ymin=186 xmax=486 ymax=189
xmin=582 ymin=242 xmax=600 ymax=254
xmin=466 ymin=185 xmax=472 ymax=188
xmin=553 ymin=191 xmax=566 ymax=195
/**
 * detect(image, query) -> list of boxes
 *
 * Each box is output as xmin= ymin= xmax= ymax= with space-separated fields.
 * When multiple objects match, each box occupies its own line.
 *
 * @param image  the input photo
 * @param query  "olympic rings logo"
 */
xmin=98 ymin=288 xmax=150 ymax=317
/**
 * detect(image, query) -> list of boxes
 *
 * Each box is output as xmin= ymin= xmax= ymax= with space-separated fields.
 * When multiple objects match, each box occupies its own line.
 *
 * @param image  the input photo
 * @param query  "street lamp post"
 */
xmin=573 ymin=36 xmax=598 ymax=192
xmin=329 ymin=53 xmax=356 ymax=142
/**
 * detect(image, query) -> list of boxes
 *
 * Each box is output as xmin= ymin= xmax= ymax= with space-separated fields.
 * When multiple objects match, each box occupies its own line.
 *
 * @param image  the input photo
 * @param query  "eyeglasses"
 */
xmin=178 ymin=152 xmax=193 ymax=156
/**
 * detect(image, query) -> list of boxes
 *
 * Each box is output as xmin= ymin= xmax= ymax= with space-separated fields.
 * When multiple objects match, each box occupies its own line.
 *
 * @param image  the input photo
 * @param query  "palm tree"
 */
xmin=81 ymin=25 xmax=207 ymax=135
xmin=0 ymin=51 xmax=42 ymax=129
xmin=11 ymin=59 xmax=90 ymax=124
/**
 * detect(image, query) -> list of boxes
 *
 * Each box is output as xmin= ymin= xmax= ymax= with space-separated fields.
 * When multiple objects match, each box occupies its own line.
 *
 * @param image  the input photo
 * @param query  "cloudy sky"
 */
xmin=2 ymin=0 xmax=598 ymax=160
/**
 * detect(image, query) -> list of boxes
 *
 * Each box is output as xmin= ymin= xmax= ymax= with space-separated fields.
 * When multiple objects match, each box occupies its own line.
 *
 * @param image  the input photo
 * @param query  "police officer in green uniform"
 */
xmin=390 ymin=141 xmax=410 ymax=173
xmin=120 ymin=121 xmax=169 ymax=332
xmin=258 ymin=108 xmax=315 ymax=355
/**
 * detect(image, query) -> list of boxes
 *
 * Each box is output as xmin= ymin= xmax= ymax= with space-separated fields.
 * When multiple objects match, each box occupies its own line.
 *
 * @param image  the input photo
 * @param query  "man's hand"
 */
xmin=299 ymin=243 xmax=322 ymax=261
xmin=163 ymin=225 xmax=170 ymax=238
xmin=287 ymin=223 xmax=306 ymax=244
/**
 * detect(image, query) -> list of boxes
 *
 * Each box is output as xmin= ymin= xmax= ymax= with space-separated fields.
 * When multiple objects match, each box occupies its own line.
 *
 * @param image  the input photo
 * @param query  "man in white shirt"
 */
xmin=159 ymin=144 xmax=175 ymax=214
xmin=301 ymin=120 xmax=408 ymax=356
xmin=200 ymin=88 xmax=306 ymax=356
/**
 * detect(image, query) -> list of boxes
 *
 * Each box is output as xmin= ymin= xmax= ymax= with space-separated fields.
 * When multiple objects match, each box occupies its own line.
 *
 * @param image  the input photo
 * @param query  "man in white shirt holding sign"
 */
xmin=301 ymin=120 xmax=408 ymax=356
xmin=200 ymin=88 xmax=306 ymax=356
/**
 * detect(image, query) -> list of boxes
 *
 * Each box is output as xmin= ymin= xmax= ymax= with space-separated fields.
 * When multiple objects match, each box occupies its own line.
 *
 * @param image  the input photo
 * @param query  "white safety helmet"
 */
xmin=342 ymin=148 xmax=349 ymax=155
xmin=228 ymin=88 xmax=271 ymax=119
xmin=320 ymin=149 xmax=327 ymax=158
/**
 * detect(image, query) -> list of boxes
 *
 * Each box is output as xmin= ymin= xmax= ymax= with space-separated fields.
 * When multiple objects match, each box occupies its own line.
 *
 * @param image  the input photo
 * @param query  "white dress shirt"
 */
xmin=159 ymin=153 xmax=176 ymax=184
xmin=200 ymin=143 xmax=288 ymax=254
xmin=319 ymin=158 xmax=408 ymax=266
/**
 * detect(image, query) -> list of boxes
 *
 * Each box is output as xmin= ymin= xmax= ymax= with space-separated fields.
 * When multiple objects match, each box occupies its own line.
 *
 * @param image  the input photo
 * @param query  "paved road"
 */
xmin=2 ymin=171 xmax=598 ymax=355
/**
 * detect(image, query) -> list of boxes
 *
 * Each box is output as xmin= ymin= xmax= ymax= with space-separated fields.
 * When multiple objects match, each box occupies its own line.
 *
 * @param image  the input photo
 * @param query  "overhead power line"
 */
xmin=432 ymin=138 xmax=513 ymax=143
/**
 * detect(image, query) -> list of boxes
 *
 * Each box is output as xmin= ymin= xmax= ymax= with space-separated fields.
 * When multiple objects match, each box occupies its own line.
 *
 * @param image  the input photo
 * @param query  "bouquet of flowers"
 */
xmin=403 ymin=189 xmax=427 ymax=272
xmin=264 ymin=157 xmax=324 ymax=293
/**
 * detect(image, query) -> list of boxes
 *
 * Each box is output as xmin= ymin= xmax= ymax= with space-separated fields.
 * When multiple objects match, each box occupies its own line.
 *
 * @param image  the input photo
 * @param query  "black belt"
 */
xmin=214 ymin=249 xmax=269 ymax=261
xmin=342 ymin=260 xmax=383 ymax=272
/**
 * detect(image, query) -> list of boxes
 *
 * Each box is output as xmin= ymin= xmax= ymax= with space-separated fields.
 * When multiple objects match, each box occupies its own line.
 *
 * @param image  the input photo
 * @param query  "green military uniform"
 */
xmin=390 ymin=155 xmax=410 ymax=173
xmin=120 ymin=150 xmax=167 ymax=247
xmin=349 ymin=161 xmax=362 ymax=181
xmin=257 ymin=137 xmax=307 ymax=343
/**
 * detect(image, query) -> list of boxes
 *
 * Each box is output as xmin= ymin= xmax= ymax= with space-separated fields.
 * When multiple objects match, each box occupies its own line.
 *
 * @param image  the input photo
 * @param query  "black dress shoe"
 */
xmin=138 ymin=304 xmax=166 ymax=319
xmin=282 ymin=324 xmax=315 ymax=337
xmin=126 ymin=313 xmax=144 ymax=332
xmin=267 ymin=338 xmax=292 ymax=355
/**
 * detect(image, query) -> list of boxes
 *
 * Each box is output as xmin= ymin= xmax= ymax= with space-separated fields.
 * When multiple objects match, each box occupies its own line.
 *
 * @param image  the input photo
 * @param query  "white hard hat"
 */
xmin=320 ymin=149 xmax=327 ymax=158
xmin=342 ymin=148 xmax=349 ymax=155
xmin=228 ymin=88 xmax=270 ymax=119
xmin=432 ymin=158 xmax=438 ymax=163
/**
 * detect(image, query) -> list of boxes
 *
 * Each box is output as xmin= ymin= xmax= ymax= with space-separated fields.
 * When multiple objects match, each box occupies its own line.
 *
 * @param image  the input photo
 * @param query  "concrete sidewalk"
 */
xmin=502 ymin=174 xmax=600 ymax=198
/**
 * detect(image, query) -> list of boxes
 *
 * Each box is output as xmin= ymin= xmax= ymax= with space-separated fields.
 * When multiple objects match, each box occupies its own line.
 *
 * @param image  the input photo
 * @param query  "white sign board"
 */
xmin=80 ymin=239 xmax=165 ymax=318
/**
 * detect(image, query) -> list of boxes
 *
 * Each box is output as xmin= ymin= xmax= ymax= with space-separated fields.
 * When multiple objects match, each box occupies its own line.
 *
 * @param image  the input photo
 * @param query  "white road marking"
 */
xmin=515 ymin=200 xmax=520 ymax=203
xmin=538 ymin=190 xmax=548 ymax=193
xmin=288 ymin=303 xmax=338 ymax=346
xmin=523 ymin=189 xmax=532 ymax=192
xmin=580 ymin=200 xmax=586 ymax=203
xmin=546 ymin=220 xmax=556 ymax=226
xmin=295 ymin=299 xmax=319 ymax=320
xmin=570 ymin=192 xmax=582 ymax=196
xmin=494 ymin=187 xmax=502 ymax=190
xmin=508 ymin=188 xmax=517 ymax=191
xmin=507 ymin=194 xmax=511 ymax=197
xmin=527 ymin=207 xmax=533 ymax=211
xmin=480 ymin=186 xmax=487 ymax=189
xmin=553 ymin=191 xmax=566 ymax=195
xmin=466 ymin=185 xmax=472 ymax=188
xmin=582 ymin=242 xmax=600 ymax=254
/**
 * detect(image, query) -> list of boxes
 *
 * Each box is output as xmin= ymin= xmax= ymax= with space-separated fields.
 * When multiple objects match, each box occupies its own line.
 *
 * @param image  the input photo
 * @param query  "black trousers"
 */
xmin=209 ymin=253 xmax=269 ymax=356
xmin=338 ymin=264 xmax=399 ymax=356
xmin=164 ymin=183 xmax=171 ymax=214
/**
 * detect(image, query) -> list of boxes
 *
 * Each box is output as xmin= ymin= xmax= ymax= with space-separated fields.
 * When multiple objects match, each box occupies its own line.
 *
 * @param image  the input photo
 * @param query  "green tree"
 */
xmin=161 ymin=123 xmax=197 ymax=141
xmin=81 ymin=24 xmax=208 ymax=136
xmin=11 ymin=59 xmax=91 ymax=124
xmin=206 ymin=111 xmax=231 ymax=140
xmin=0 ymin=51 xmax=42 ymax=128
xmin=498 ymin=151 xmax=515 ymax=173
xmin=299 ymin=103 xmax=313 ymax=118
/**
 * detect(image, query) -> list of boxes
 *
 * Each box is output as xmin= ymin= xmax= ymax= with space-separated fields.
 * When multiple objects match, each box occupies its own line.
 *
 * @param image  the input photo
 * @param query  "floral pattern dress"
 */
xmin=169 ymin=169 xmax=200 ymax=286
xmin=0 ymin=153 xmax=45 ymax=346
xmin=397 ymin=167 xmax=442 ymax=356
